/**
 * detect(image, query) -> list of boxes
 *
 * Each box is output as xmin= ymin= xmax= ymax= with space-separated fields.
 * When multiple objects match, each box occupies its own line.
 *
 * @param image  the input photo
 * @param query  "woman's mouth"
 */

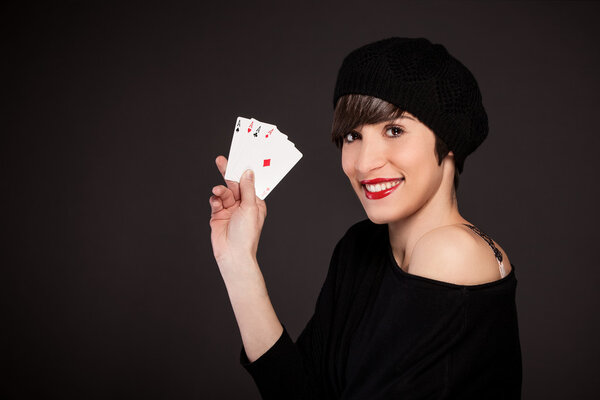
xmin=363 ymin=178 xmax=404 ymax=200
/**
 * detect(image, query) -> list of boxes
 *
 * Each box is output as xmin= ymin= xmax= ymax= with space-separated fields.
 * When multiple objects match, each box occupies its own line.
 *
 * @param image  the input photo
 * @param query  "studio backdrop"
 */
xmin=4 ymin=1 xmax=600 ymax=399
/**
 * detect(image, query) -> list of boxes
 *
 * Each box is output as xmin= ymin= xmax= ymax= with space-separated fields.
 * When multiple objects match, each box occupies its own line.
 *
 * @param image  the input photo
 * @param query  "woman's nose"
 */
xmin=355 ymin=138 xmax=387 ymax=175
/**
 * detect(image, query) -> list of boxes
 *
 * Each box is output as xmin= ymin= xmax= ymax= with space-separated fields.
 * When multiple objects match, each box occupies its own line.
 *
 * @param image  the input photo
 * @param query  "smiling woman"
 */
xmin=332 ymin=94 xmax=460 ymax=192
xmin=210 ymin=37 xmax=522 ymax=400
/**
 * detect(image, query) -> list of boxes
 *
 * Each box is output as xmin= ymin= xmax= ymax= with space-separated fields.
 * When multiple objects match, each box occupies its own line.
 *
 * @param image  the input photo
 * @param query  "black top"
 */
xmin=240 ymin=219 xmax=522 ymax=399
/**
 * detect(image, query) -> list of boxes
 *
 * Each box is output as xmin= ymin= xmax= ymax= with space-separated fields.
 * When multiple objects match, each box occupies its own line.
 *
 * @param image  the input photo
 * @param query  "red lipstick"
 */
xmin=362 ymin=178 xmax=404 ymax=200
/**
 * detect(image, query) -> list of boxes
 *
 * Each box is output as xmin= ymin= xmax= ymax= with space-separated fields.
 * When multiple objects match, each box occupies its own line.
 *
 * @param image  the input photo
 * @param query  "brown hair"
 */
xmin=331 ymin=94 xmax=460 ymax=192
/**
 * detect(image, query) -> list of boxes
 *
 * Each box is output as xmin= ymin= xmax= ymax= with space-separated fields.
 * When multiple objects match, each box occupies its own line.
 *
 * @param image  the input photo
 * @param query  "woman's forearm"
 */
xmin=221 ymin=255 xmax=284 ymax=363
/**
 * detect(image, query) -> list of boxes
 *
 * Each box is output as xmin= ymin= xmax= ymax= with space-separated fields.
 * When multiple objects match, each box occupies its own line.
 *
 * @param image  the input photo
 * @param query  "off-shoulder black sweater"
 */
xmin=240 ymin=219 xmax=522 ymax=399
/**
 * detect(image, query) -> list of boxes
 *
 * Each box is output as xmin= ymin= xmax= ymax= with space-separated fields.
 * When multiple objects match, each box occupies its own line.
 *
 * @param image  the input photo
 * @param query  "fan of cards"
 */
xmin=224 ymin=116 xmax=303 ymax=200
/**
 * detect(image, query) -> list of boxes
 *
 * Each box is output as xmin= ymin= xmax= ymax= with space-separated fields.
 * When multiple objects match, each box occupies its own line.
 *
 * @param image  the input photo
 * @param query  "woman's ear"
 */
xmin=441 ymin=151 xmax=455 ymax=172
xmin=442 ymin=151 xmax=454 ymax=164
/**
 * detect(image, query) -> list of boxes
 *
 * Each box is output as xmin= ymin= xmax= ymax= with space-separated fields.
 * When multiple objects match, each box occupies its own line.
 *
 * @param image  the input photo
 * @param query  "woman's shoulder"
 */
xmin=408 ymin=223 xmax=512 ymax=286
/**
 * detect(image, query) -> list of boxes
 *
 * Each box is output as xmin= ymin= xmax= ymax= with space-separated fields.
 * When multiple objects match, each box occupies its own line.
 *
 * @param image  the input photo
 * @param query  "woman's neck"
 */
xmin=387 ymin=187 xmax=467 ymax=271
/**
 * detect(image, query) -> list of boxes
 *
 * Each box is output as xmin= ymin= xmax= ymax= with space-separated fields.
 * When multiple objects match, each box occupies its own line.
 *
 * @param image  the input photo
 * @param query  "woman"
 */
xmin=209 ymin=38 xmax=522 ymax=399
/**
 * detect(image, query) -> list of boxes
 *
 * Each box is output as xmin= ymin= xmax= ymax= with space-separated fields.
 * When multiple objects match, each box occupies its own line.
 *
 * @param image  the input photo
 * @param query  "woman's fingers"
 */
xmin=209 ymin=195 xmax=223 ymax=213
xmin=257 ymin=197 xmax=267 ymax=220
xmin=239 ymin=169 xmax=257 ymax=208
xmin=215 ymin=156 xmax=241 ymax=201
xmin=212 ymin=185 xmax=236 ymax=208
xmin=215 ymin=155 xmax=228 ymax=176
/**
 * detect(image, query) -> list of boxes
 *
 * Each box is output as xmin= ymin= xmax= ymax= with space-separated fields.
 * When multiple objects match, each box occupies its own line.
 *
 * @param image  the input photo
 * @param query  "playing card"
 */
xmin=228 ymin=118 xmax=279 ymax=181
xmin=227 ymin=118 xmax=267 ymax=180
xmin=253 ymin=138 xmax=302 ymax=199
xmin=224 ymin=116 xmax=251 ymax=181
xmin=223 ymin=116 xmax=302 ymax=199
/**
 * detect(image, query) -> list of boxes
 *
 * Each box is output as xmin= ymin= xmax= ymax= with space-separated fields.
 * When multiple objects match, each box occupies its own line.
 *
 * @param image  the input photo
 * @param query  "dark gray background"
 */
xmin=4 ymin=1 xmax=599 ymax=399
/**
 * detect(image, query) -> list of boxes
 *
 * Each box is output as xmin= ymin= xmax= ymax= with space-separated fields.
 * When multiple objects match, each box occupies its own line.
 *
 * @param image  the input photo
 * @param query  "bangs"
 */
xmin=331 ymin=94 xmax=406 ymax=148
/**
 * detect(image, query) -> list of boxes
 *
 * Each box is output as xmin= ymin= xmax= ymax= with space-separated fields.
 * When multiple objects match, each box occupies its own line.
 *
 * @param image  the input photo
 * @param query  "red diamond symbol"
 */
xmin=263 ymin=159 xmax=271 ymax=167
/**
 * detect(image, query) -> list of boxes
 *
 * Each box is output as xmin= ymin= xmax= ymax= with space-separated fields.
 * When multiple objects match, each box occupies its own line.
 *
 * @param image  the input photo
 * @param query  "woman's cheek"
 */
xmin=341 ymin=150 xmax=354 ymax=179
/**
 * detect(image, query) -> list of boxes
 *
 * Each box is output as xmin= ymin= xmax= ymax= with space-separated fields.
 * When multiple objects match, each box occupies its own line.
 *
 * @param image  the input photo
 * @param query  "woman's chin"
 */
xmin=364 ymin=209 xmax=401 ymax=225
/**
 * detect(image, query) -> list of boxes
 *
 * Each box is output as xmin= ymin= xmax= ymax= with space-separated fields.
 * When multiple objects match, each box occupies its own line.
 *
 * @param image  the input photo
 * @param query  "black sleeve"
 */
xmin=239 ymin=238 xmax=344 ymax=400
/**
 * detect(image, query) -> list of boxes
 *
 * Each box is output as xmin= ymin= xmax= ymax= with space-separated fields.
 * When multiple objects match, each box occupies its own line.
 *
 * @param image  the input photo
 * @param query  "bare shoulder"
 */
xmin=409 ymin=224 xmax=512 ymax=285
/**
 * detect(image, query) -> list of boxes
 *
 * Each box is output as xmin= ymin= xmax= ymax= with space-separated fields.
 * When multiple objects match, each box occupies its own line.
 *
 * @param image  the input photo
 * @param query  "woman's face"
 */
xmin=341 ymin=112 xmax=449 ymax=224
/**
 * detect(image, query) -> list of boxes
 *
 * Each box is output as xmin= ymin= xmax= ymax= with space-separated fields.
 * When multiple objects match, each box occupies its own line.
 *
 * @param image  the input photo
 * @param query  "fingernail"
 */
xmin=245 ymin=169 xmax=254 ymax=181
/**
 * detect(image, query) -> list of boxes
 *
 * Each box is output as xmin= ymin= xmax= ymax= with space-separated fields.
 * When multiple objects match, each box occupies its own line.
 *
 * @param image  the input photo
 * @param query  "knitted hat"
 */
xmin=333 ymin=37 xmax=488 ymax=174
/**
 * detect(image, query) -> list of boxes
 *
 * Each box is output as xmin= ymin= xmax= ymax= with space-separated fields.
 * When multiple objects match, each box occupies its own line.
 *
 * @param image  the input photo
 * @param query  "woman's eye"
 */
xmin=343 ymin=132 xmax=358 ymax=143
xmin=386 ymin=126 xmax=405 ymax=137
xmin=343 ymin=127 xmax=403 ymax=144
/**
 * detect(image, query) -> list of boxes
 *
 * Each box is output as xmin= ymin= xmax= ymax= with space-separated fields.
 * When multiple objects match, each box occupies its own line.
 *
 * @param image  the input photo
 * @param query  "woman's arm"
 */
xmin=210 ymin=155 xmax=340 ymax=399
xmin=222 ymin=254 xmax=283 ymax=363
xmin=209 ymin=155 xmax=283 ymax=363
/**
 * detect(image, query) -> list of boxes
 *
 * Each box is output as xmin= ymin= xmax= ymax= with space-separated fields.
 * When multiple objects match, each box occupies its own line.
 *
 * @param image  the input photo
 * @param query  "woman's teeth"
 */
xmin=364 ymin=179 xmax=403 ymax=192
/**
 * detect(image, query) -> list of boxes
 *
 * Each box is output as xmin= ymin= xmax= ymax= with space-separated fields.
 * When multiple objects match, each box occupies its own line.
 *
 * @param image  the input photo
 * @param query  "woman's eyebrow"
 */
xmin=355 ymin=115 xmax=418 ymax=131
xmin=386 ymin=115 xmax=416 ymax=122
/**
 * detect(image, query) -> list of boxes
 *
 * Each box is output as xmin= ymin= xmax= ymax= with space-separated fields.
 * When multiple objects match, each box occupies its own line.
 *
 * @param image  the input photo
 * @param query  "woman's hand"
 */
xmin=209 ymin=155 xmax=267 ymax=274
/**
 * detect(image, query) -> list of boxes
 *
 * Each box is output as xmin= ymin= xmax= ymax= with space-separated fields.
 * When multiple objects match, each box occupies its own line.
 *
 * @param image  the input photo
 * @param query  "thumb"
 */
xmin=240 ymin=169 xmax=257 ymax=206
